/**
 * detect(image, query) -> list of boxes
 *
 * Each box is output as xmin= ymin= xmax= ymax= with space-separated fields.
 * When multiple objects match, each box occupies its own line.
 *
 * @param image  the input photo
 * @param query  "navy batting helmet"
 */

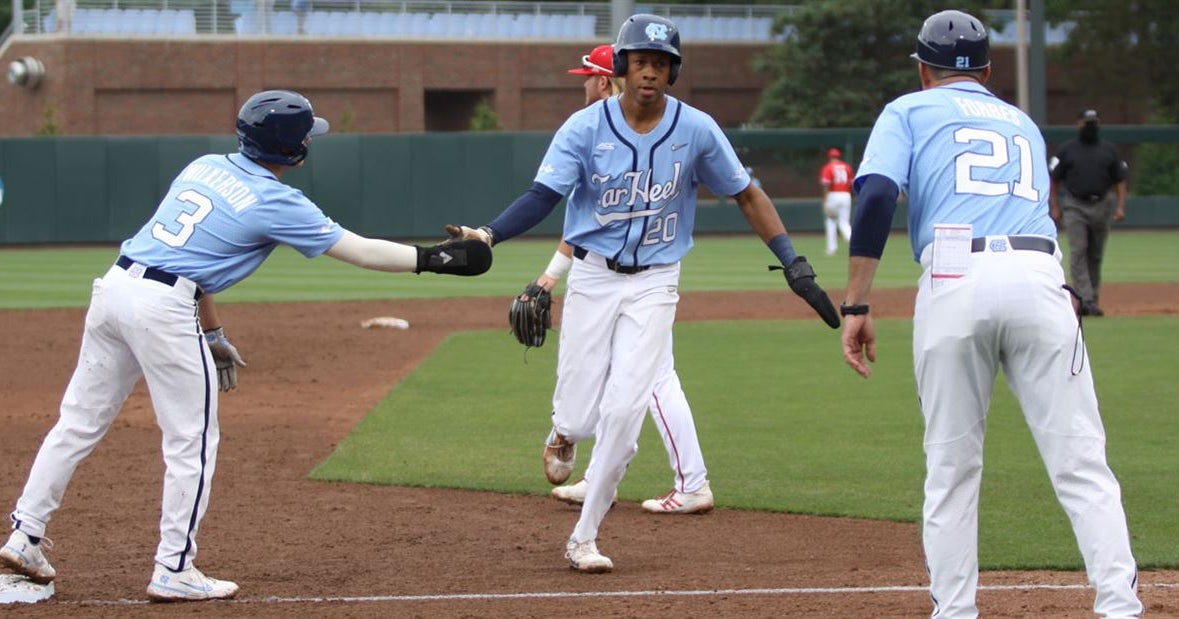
xmin=236 ymin=90 xmax=329 ymax=166
xmin=911 ymin=10 xmax=990 ymax=71
xmin=612 ymin=14 xmax=682 ymax=85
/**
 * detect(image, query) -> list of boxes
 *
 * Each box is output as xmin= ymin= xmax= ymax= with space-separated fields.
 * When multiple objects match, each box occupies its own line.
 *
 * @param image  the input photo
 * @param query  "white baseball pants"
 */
xmin=581 ymin=339 xmax=708 ymax=495
xmin=914 ymin=237 xmax=1142 ymax=619
xmin=10 ymin=263 xmax=220 ymax=572
xmin=552 ymin=250 xmax=680 ymax=543
xmin=823 ymin=191 xmax=852 ymax=255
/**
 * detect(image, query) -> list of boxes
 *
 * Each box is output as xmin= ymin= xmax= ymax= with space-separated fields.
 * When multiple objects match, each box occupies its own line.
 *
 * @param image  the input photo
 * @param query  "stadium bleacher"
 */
xmin=48 ymin=7 xmax=196 ymax=35
xmin=236 ymin=9 xmax=596 ymax=38
xmin=19 ymin=3 xmax=1080 ymax=44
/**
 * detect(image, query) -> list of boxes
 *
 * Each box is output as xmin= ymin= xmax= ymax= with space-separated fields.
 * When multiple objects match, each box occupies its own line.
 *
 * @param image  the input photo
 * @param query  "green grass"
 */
xmin=4 ymin=232 xmax=1178 ymax=571
xmin=311 ymin=317 xmax=1179 ymax=571
xmin=2 ymin=229 xmax=1176 ymax=309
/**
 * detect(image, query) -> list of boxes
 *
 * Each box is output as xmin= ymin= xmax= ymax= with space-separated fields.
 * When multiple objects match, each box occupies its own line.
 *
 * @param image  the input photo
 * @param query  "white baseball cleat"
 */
xmin=542 ymin=428 xmax=576 ymax=485
xmin=641 ymin=481 xmax=715 ymax=514
xmin=551 ymin=478 xmax=617 ymax=506
xmin=146 ymin=563 xmax=239 ymax=602
xmin=565 ymin=539 xmax=613 ymax=573
xmin=0 ymin=573 xmax=55 ymax=603
xmin=0 ymin=530 xmax=56 ymax=585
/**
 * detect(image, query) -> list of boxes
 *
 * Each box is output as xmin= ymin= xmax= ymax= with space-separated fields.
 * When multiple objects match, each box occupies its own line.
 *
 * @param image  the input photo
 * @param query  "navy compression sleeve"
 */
xmin=848 ymin=174 xmax=900 ymax=259
xmin=767 ymin=233 xmax=798 ymax=266
xmin=485 ymin=182 xmax=564 ymax=244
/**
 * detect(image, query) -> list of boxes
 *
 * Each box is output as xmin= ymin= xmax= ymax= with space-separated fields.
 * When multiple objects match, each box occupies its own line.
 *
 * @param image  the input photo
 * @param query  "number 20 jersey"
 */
xmin=854 ymin=80 xmax=1056 ymax=262
xmin=536 ymin=95 xmax=751 ymax=268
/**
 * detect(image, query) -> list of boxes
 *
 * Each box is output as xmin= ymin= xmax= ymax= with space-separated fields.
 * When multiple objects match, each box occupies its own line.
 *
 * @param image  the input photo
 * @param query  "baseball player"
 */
xmin=841 ymin=11 xmax=1142 ymax=618
xmin=568 ymin=43 xmax=621 ymax=106
xmin=0 ymin=90 xmax=489 ymax=601
xmin=539 ymin=44 xmax=712 ymax=514
xmin=818 ymin=147 xmax=854 ymax=256
xmin=448 ymin=14 xmax=837 ymax=573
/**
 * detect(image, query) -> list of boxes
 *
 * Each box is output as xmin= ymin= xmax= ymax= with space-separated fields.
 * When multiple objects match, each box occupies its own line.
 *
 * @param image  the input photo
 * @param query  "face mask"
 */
xmin=1079 ymin=123 xmax=1099 ymax=144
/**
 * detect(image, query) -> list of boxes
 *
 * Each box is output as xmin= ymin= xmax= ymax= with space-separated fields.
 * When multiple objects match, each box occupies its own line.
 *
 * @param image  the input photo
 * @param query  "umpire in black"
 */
xmin=1048 ymin=109 xmax=1128 ymax=317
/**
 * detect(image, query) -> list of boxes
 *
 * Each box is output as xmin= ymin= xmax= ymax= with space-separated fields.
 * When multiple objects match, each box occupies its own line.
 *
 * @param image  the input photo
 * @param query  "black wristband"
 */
xmin=840 ymin=303 xmax=870 ymax=316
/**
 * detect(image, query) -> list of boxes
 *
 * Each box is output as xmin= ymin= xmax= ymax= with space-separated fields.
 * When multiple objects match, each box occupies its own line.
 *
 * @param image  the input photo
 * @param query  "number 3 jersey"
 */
xmin=854 ymin=80 xmax=1055 ymax=262
xmin=537 ymin=95 xmax=751 ymax=268
xmin=119 ymin=153 xmax=343 ymax=293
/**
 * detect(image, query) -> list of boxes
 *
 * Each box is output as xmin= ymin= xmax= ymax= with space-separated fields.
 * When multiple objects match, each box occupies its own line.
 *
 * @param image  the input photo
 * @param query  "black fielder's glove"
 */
xmin=770 ymin=257 xmax=841 ymax=329
xmin=415 ymin=239 xmax=493 ymax=276
xmin=509 ymin=281 xmax=552 ymax=347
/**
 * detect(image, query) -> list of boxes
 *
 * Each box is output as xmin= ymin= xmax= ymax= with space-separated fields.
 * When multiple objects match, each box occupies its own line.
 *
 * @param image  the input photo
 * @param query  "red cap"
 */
xmin=827 ymin=148 xmax=842 ymax=158
xmin=568 ymin=44 xmax=615 ymax=77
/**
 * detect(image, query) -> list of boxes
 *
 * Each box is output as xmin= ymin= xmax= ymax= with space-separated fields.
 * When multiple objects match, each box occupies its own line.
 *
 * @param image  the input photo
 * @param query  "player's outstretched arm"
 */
xmin=444 ymin=182 xmax=566 ymax=247
xmin=733 ymin=184 xmax=840 ymax=328
xmin=325 ymin=230 xmax=492 ymax=276
xmin=443 ymin=224 xmax=495 ymax=246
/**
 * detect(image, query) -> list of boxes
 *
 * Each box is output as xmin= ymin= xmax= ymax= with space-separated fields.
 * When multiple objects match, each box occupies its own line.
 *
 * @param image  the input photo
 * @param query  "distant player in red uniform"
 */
xmin=819 ymin=147 xmax=854 ymax=256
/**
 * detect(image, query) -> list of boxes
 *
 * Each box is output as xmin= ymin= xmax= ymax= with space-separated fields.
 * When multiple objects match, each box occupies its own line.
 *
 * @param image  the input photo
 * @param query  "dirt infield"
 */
xmin=2 ymin=284 xmax=1178 ymax=617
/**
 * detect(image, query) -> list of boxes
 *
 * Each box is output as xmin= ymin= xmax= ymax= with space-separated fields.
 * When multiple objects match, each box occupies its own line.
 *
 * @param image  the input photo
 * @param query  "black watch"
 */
xmin=840 ymin=303 xmax=870 ymax=316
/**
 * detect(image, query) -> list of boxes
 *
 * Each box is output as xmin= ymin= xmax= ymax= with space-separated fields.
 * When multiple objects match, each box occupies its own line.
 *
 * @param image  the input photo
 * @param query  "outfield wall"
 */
xmin=1 ymin=127 xmax=1175 ymax=245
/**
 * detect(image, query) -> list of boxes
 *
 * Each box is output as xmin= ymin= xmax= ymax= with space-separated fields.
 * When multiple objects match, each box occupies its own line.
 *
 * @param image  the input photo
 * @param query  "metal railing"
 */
xmin=8 ymin=0 xmax=793 ymax=39
xmin=4 ymin=3 xmax=1071 ymax=46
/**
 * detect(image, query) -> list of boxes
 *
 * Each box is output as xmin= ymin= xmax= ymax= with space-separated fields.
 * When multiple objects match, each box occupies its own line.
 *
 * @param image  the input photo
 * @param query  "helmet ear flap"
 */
xmin=611 ymin=49 xmax=682 ymax=85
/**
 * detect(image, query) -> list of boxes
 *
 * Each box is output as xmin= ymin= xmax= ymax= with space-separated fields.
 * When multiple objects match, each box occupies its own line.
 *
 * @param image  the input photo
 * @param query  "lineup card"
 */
xmin=931 ymin=224 xmax=972 ymax=290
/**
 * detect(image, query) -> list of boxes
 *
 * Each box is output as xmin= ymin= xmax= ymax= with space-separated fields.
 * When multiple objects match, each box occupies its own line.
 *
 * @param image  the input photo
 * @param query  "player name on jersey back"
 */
xmin=176 ymin=161 xmax=260 ymax=213
xmin=950 ymin=96 xmax=1023 ymax=127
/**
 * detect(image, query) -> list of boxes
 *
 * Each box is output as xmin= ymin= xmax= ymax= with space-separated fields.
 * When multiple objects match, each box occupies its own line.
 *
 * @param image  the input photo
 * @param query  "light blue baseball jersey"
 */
xmin=120 ymin=153 xmax=343 ymax=293
xmin=536 ymin=95 xmax=750 ymax=268
xmin=854 ymin=81 xmax=1056 ymax=261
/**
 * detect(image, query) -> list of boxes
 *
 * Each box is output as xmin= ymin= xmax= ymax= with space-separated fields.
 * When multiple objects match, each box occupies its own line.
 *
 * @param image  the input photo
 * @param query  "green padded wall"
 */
xmin=0 ymin=128 xmax=1175 ymax=246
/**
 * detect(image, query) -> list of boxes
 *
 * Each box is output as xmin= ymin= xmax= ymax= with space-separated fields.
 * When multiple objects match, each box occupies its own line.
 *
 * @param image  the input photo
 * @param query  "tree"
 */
xmin=1045 ymin=0 xmax=1179 ymax=122
xmin=469 ymin=98 xmax=501 ymax=132
xmin=750 ymin=0 xmax=1001 ymax=128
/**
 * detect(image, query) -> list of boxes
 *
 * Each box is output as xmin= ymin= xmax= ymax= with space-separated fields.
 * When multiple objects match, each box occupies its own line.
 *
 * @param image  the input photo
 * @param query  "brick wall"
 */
xmin=0 ymin=39 xmax=770 ymax=136
xmin=0 ymin=39 xmax=1140 ymax=137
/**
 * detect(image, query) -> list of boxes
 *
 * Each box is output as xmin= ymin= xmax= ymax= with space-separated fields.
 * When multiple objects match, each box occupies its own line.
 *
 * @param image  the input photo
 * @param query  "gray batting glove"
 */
xmin=204 ymin=327 xmax=247 ymax=392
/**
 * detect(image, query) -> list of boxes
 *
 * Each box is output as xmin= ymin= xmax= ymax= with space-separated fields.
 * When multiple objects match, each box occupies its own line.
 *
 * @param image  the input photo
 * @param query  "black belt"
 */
xmin=116 ymin=255 xmax=203 ymax=300
xmin=571 ymin=245 xmax=650 ymax=274
xmin=1069 ymin=192 xmax=1106 ymax=203
xmin=970 ymin=236 xmax=1055 ymax=255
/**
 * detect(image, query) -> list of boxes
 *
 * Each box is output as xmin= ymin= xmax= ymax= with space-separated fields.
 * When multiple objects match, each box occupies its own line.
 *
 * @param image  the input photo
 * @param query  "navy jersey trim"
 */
xmin=224 ymin=153 xmax=278 ymax=180
xmin=938 ymin=84 xmax=999 ymax=100
xmin=175 ymin=314 xmax=213 ymax=572
xmin=630 ymin=101 xmax=681 ymax=267
xmin=601 ymin=99 xmax=682 ymax=268
xmin=602 ymin=102 xmax=639 ymax=265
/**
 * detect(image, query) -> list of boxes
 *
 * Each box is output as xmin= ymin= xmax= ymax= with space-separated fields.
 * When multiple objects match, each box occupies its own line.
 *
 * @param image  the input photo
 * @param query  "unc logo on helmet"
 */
xmin=236 ymin=90 xmax=330 ymax=167
xmin=612 ymin=13 xmax=683 ymax=85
